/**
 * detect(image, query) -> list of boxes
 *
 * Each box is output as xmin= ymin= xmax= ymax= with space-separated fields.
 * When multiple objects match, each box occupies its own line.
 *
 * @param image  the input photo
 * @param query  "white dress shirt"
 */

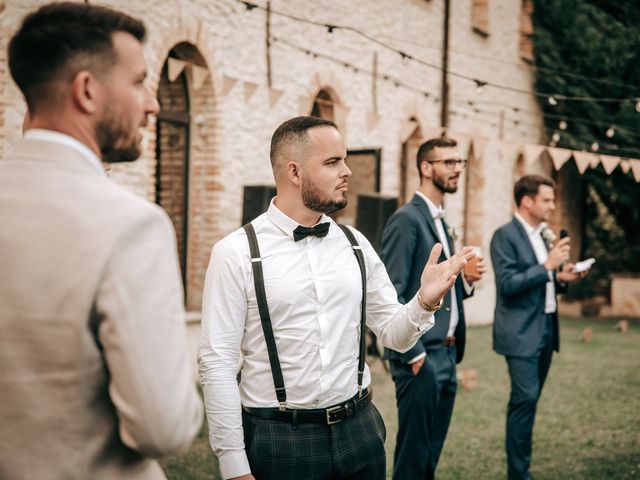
xmin=515 ymin=213 xmax=557 ymax=313
xmin=24 ymin=129 xmax=105 ymax=175
xmin=198 ymin=200 xmax=435 ymax=479
xmin=415 ymin=191 xmax=472 ymax=338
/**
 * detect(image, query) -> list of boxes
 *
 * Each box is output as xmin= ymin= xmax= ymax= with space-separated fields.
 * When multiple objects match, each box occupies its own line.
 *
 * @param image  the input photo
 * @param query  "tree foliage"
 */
xmin=532 ymin=0 xmax=640 ymax=298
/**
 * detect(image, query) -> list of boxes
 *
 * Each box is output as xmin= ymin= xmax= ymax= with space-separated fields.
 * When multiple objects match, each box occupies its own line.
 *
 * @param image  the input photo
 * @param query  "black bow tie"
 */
xmin=293 ymin=222 xmax=330 ymax=242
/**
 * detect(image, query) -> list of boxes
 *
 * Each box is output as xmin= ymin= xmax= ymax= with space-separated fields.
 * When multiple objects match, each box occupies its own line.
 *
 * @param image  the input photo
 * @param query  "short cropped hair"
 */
xmin=416 ymin=137 xmax=458 ymax=178
xmin=270 ymin=116 xmax=338 ymax=165
xmin=8 ymin=2 xmax=146 ymax=113
xmin=513 ymin=174 xmax=556 ymax=206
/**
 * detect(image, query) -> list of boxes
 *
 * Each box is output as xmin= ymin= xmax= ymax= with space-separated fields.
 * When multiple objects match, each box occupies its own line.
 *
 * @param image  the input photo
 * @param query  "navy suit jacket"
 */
xmin=380 ymin=194 xmax=469 ymax=364
xmin=490 ymin=217 xmax=565 ymax=357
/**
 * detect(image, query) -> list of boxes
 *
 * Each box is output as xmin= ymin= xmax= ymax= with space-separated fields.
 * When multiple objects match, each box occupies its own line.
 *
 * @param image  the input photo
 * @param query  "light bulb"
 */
xmin=548 ymin=96 xmax=558 ymax=106
xmin=606 ymin=127 xmax=615 ymax=138
xmin=559 ymin=120 xmax=567 ymax=130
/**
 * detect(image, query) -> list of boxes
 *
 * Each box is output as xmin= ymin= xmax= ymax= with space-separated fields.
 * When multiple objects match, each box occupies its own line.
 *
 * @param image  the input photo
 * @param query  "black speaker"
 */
xmin=242 ymin=185 xmax=276 ymax=225
xmin=355 ymin=194 xmax=398 ymax=253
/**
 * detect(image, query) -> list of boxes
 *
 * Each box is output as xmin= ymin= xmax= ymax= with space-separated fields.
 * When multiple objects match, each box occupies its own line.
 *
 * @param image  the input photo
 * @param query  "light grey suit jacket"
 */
xmin=0 ymin=137 xmax=203 ymax=480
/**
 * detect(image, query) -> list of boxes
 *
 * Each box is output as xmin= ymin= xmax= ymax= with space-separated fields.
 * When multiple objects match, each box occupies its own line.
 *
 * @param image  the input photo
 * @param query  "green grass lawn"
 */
xmin=161 ymin=317 xmax=640 ymax=479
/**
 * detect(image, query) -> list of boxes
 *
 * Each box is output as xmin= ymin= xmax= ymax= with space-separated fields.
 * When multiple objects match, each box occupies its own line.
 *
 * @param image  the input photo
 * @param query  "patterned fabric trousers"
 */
xmin=242 ymin=401 xmax=386 ymax=480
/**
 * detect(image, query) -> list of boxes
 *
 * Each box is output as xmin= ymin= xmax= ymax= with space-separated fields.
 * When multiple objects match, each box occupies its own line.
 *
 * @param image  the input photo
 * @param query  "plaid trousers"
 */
xmin=242 ymin=401 xmax=386 ymax=480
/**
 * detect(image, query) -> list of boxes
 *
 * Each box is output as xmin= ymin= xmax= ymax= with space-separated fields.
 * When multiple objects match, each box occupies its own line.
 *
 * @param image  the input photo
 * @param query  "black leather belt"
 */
xmin=243 ymin=388 xmax=372 ymax=425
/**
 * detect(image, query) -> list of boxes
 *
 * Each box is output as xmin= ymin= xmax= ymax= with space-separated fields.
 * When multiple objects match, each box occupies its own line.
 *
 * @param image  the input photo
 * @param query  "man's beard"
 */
xmin=433 ymin=173 xmax=458 ymax=194
xmin=96 ymin=108 xmax=142 ymax=163
xmin=301 ymin=177 xmax=347 ymax=214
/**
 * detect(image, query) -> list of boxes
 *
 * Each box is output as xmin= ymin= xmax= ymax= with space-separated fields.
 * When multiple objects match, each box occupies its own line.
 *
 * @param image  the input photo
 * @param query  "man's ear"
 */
xmin=521 ymin=195 xmax=533 ymax=210
xmin=420 ymin=160 xmax=431 ymax=179
xmin=70 ymin=71 xmax=101 ymax=114
xmin=286 ymin=161 xmax=302 ymax=186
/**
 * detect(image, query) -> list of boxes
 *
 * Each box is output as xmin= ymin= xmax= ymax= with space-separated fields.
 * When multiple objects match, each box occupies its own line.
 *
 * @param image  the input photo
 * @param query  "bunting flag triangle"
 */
xmin=599 ymin=154 xmax=621 ymax=175
xmin=547 ymin=147 xmax=572 ymax=171
xmin=243 ymin=81 xmax=259 ymax=104
xmin=334 ymin=103 xmax=349 ymax=124
xmin=589 ymin=153 xmax=601 ymax=169
xmin=298 ymin=95 xmax=312 ymax=115
xmin=620 ymin=159 xmax=631 ymax=174
xmin=630 ymin=159 xmax=640 ymax=182
xmin=523 ymin=144 xmax=546 ymax=165
xmin=400 ymin=119 xmax=419 ymax=142
xmin=498 ymin=141 xmax=521 ymax=167
xmin=268 ymin=88 xmax=284 ymax=108
xmin=167 ymin=58 xmax=187 ymax=82
xmin=449 ymin=132 xmax=472 ymax=160
xmin=220 ymin=74 xmax=238 ymax=97
xmin=471 ymin=136 xmax=489 ymax=161
xmin=366 ymin=112 xmax=381 ymax=132
xmin=572 ymin=151 xmax=593 ymax=174
xmin=192 ymin=65 xmax=209 ymax=90
xmin=422 ymin=127 xmax=444 ymax=140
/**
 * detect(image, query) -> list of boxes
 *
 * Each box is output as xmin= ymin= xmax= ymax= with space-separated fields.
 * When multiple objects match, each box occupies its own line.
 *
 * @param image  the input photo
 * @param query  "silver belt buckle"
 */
xmin=326 ymin=405 xmax=343 ymax=425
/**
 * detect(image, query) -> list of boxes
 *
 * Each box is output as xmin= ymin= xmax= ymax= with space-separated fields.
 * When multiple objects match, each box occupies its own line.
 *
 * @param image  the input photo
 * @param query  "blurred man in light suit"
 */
xmin=0 ymin=3 xmax=202 ymax=479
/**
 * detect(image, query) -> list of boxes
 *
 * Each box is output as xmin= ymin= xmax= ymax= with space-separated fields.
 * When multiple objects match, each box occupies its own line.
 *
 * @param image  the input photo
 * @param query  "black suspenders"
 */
xmin=242 ymin=222 xmax=367 ymax=411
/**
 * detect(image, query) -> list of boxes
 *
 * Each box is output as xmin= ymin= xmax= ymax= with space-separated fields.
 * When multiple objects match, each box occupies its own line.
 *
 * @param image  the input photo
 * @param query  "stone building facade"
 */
xmin=2 ymin=0 xmax=571 ymax=329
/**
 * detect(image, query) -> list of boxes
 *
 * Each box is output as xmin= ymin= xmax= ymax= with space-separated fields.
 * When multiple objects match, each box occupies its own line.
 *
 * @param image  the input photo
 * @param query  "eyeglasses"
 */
xmin=427 ymin=159 xmax=468 ymax=169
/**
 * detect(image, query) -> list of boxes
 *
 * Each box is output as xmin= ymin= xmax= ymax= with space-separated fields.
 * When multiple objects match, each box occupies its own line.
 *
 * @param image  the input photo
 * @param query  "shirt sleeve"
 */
xmin=352 ymin=228 xmax=435 ymax=352
xmin=198 ymin=236 xmax=252 ymax=479
xmin=96 ymin=205 xmax=203 ymax=458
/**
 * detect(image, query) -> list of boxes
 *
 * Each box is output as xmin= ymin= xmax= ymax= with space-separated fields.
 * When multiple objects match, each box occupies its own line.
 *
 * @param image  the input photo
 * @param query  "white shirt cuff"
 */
xmin=408 ymin=295 xmax=435 ymax=333
xmin=462 ymin=274 xmax=474 ymax=295
xmin=218 ymin=451 xmax=251 ymax=480
xmin=408 ymin=352 xmax=427 ymax=364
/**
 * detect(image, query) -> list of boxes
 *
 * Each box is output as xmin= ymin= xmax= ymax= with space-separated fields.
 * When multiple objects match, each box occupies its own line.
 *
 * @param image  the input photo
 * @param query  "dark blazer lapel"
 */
xmin=511 ymin=217 xmax=538 ymax=264
xmin=442 ymin=218 xmax=455 ymax=256
xmin=412 ymin=194 xmax=441 ymax=248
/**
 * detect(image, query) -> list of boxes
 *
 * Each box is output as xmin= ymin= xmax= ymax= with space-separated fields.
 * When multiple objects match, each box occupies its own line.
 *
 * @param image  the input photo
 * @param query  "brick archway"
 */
xmin=155 ymin=42 xmax=217 ymax=311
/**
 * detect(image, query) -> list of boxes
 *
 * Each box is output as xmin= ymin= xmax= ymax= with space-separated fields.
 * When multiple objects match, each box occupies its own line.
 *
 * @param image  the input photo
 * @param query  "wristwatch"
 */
xmin=417 ymin=291 xmax=443 ymax=312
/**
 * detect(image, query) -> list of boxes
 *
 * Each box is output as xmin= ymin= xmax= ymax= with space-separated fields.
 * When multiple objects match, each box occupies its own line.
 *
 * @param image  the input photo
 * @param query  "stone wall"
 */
xmin=1 ymin=0 xmax=549 ymax=325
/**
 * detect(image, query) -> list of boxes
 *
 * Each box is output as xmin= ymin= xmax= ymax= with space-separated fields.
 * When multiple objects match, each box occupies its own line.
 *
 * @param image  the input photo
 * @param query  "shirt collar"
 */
xmin=266 ymin=198 xmax=330 ymax=240
xmin=515 ymin=213 xmax=546 ymax=237
xmin=415 ymin=191 xmax=445 ymax=220
xmin=23 ymin=129 xmax=105 ymax=176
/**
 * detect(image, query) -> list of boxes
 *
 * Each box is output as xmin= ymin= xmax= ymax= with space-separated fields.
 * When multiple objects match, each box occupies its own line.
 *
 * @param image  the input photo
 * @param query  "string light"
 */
xmin=548 ymin=96 xmax=558 ymax=106
xmin=606 ymin=126 xmax=615 ymax=138
xmin=559 ymin=120 xmax=568 ymax=130
xmin=326 ymin=25 xmax=336 ymax=42
xmin=229 ymin=0 xmax=640 ymax=107
xmin=241 ymin=1 xmax=257 ymax=15
xmin=552 ymin=132 xmax=560 ymax=142
xmin=591 ymin=142 xmax=600 ymax=152
xmin=474 ymin=79 xmax=487 ymax=95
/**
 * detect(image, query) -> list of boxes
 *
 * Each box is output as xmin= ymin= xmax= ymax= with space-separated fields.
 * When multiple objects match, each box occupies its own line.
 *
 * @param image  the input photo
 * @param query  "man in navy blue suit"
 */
xmin=491 ymin=174 xmax=585 ymax=480
xmin=381 ymin=137 xmax=486 ymax=480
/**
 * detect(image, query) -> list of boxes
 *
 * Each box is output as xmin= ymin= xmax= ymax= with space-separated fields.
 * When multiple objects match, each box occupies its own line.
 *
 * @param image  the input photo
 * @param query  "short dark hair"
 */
xmin=416 ymin=137 xmax=458 ymax=178
xmin=270 ymin=116 xmax=338 ymax=165
xmin=8 ymin=2 xmax=146 ymax=113
xmin=514 ymin=174 xmax=556 ymax=206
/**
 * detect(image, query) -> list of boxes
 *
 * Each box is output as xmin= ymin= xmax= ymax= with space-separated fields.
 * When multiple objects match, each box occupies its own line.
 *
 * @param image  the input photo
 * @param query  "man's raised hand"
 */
xmin=419 ymin=245 xmax=476 ymax=306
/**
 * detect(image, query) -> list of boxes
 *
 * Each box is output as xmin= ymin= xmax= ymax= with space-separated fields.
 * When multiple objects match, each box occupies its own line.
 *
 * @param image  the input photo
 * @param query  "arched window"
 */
xmin=156 ymin=53 xmax=190 ymax=292
xmin=311 ymin=89 xmax=335 ymax=121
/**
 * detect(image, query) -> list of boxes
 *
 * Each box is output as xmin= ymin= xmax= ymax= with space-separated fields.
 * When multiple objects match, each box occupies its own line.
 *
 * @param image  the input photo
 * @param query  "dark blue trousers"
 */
xmin=390 ymin=345 xmax=457 ymax=480
xmin=505 ymin=314 xmax=555 ymax=480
